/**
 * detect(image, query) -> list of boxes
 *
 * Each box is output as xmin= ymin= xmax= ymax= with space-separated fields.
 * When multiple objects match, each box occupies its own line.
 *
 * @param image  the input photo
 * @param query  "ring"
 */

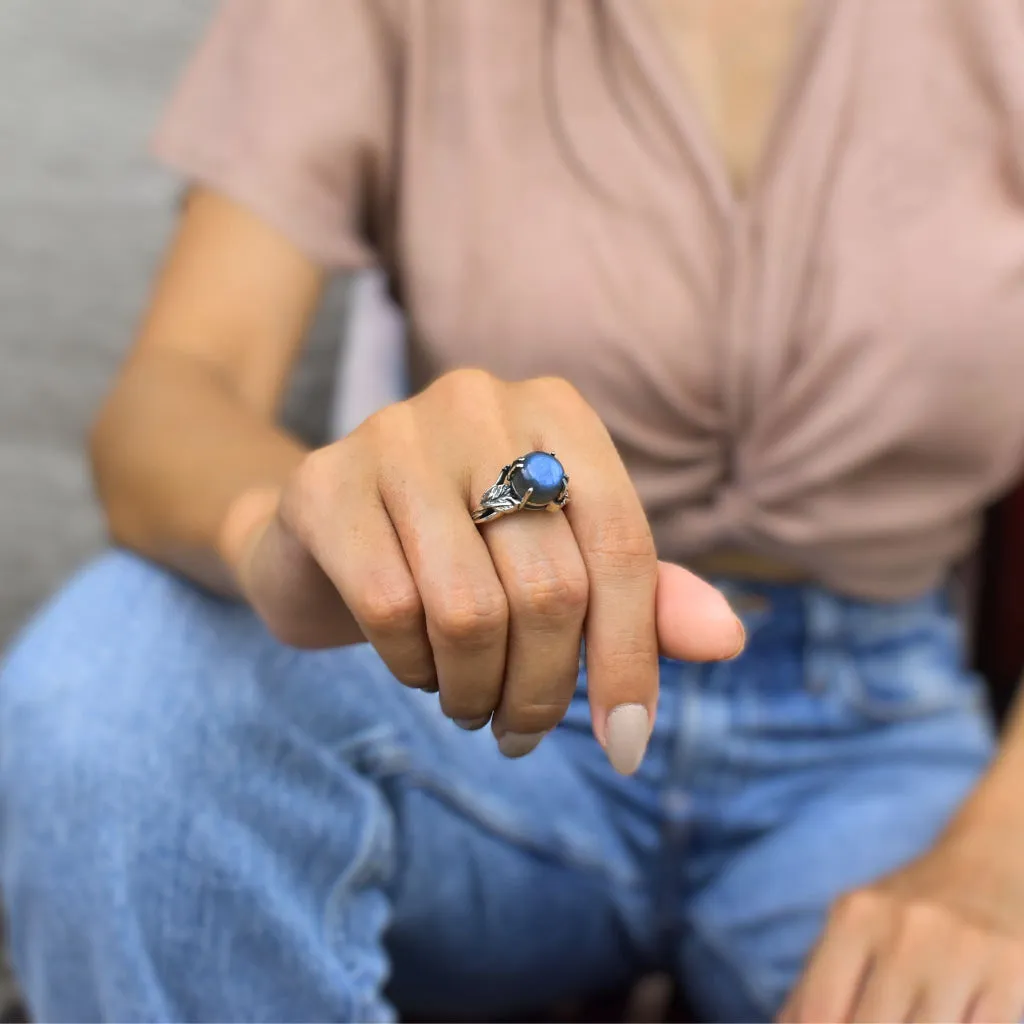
xmin=471 ymin=451 xmax=570 ymax=524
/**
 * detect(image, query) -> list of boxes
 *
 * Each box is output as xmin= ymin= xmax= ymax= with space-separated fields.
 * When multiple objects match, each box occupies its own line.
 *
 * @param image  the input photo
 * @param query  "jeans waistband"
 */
xmin=711 ymin=577 xmax=954 ymax=651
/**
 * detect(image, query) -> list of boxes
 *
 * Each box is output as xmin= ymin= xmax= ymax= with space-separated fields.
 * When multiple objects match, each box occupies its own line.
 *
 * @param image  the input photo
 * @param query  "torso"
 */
xmin=385 ymin=1 xmax=1024 ymax=600
xmin=160 ymin=0 xmax=1024 ymax=598
xmin=646 ymin=0 xmax=812 ymax=582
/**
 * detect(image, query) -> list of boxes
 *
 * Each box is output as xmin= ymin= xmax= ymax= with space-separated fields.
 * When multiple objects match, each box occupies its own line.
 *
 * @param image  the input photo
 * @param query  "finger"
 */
xmin=787 ymin=894 xmax=880 ymax=1023
xmin=238 ymin=489 xmax=362 ymax=649
xmin=378 ymin=431 xmax=509 ymax=725
xmin=850 ymin=959 xmax=917 ymax=1023
xmin=559 ymin=446 xmax=661 ymax=773
xmin=281 ymin=448 xmax=436 ymax=686
xmin=968 ymin=951 xmax=1024 ymax=1024
xmin=483 ymin=506 xmax=589 ymax=756
xmin=656 ymin=561 xmax=746 ymax=661
xmin=912 ymin=935 xmax=988 ymax=1023
xmin=849 ymin=906 xmax=956 ymax=1024
xmin=968 ymin=982 xmax=1024 ymax=1024
xmin=915 ymin=975 xmax=983 ymax=1024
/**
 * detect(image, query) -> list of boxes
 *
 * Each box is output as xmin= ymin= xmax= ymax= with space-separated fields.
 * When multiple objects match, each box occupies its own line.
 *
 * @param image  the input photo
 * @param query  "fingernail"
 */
xmin=497 ymin=731 xmax=547 ymax=758
xmin=420 ymin=682 xmax=439 ymax=693
xmin=727 ymin=617 xmax=747 ymax=660
xmin=604 ymin=704 xmax=650 ymax=775
xmin=454 ymin=716 xmax=490 ymax=731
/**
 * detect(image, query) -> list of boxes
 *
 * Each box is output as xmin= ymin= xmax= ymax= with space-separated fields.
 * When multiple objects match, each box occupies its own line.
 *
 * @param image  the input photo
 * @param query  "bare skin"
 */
xmin=646 ymin=0 xmax=806 ymax=194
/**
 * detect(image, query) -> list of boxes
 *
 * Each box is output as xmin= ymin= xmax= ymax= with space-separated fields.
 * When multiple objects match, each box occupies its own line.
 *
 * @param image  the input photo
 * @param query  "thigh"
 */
xmin=674 ymin=589 xmax=997 ymax=1023
xmin=680 ymin=715 xmax=993 ymax=1021
xmin=0 ymin=552 xmax=650 ymax=1019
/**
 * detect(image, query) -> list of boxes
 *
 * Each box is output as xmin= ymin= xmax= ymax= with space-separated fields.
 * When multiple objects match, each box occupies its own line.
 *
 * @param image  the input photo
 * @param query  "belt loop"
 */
xmin=803 ymin=588 xmax=842 ymax=694
xmin=803 ymin=587 xmax=841 ymax=647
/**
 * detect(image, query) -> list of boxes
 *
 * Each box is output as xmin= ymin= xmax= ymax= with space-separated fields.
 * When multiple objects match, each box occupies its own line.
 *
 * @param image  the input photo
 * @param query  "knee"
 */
xmin=0 ymin=551 xmax=398 ymax=872
xmin=0 ymin=553 xmax=404 ymax=1019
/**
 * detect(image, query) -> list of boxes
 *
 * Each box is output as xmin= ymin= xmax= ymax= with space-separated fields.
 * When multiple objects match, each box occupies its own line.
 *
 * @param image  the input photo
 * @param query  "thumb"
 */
xmin=656 ymin=561 xmax=745 ymax=662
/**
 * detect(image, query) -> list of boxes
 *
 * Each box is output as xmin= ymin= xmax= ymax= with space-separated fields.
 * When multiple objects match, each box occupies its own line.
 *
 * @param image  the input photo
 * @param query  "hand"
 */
xmin=223 ymin=370 xmax=743 ymax=772
xmin=780 ymin=821 xmax=1024 ymax=1023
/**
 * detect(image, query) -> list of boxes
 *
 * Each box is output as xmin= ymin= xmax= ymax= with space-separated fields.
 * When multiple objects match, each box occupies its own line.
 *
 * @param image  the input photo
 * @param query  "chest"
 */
xmin=644 ymin=0 xmax=806 ymax=193
xmin=391 ymin=0 xmax=1024 ymax=475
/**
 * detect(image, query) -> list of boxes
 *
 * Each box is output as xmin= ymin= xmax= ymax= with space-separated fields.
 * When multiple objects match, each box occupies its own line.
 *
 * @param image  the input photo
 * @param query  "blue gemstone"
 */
xmin=510 ymin=451 xmax=565 ymax=506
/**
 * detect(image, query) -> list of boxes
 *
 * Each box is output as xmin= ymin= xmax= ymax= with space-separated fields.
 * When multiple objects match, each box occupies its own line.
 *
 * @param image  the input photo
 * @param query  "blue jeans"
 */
xmin=0 ymin=552 xmax=996 ymax=1022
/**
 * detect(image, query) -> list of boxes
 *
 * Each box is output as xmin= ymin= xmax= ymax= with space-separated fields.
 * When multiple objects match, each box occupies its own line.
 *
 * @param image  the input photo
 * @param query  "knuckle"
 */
xmin=528 ymin=375 xmax=584 ymax=404
xmin=361 ymin=399 xmax=415 ymax=442
xmin=523 ymin=376 xmax=602 ymax=429
xmin=431 ymin=587 xmax=509 ymax=647
xmin=423 ymin=369 xmax=509 ymax=436
xmin=432 ymin=367 xmax=499 ymax=402
xmin=356 ymin=579 xmax=424 ymax=635
xmin=890 ymin=906 xmax=942 ymax=959
xmin=511 ymin=561 xmax=589 ymax=623
xmin=284 ymin=447 xmax=339 ymax=537
xmin=831 ymin=888 xmax=883 ymax=927
xmin=900 ymin=899 xmax=949 ymax=937
xmin=280 ymin=448 xmax=344 ymax=548
xmin=598 ymin=636 xmax=660 ymax=677
xmin=499 ymin=698 xmax=571 ymax=734
xmin=587 ymin=515 xmax=658 ymax=576
xmin=951 ymin=921 xmax=994 ymax=964
xmin=356 ymin=404 xmax=421 ymax=476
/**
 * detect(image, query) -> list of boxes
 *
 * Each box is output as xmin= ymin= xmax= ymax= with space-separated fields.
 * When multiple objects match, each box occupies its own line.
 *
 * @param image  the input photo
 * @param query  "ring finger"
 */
xmin=479 ymin=480 xmax=589 ymax=755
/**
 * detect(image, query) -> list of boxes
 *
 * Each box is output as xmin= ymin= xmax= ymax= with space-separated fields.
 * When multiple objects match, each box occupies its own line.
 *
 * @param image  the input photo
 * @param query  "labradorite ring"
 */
xmin=471 ymin=451 xmax=570 ymax=524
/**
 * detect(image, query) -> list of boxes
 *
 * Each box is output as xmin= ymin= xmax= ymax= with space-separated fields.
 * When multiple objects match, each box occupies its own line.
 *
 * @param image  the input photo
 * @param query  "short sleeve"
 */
xmin=153 ymin=0 xmax=399 ymax=268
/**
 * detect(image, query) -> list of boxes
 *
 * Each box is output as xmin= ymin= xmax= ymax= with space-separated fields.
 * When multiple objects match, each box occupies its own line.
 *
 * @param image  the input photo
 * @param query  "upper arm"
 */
xmin=153 ymin=0 xmax=399 ymax=269
xmin=124 ymin=0 xmax=403 ymax=416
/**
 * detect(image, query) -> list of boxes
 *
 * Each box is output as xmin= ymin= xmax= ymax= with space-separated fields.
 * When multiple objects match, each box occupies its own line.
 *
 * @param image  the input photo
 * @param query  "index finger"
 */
xmin=782 ymin=895 xmax=879 ymax=1022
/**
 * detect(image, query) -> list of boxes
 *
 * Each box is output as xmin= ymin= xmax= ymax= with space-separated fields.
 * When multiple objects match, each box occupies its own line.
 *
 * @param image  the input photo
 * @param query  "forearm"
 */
xmin=90 ymin=347 xmax=307 ymax=596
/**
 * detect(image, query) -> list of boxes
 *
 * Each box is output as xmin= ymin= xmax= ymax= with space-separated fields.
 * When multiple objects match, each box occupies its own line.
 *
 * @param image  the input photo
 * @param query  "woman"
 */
xmin=4 ymin=0 xmax=1024 ymax=1020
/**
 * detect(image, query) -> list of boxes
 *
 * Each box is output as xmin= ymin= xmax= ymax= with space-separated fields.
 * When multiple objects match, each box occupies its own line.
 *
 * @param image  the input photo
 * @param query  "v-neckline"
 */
xmin=605 ymin=0 xmax=837 ymax=221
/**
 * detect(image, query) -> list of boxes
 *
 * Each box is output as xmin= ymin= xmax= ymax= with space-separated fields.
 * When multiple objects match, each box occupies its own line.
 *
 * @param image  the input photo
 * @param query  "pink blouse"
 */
xmin=154 ymin=0 xmax=1024 ymax=600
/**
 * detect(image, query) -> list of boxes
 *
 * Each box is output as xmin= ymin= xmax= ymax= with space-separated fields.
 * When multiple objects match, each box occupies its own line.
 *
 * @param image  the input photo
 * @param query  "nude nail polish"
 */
xmin=604 ymin=704 xmax=650 ymax=775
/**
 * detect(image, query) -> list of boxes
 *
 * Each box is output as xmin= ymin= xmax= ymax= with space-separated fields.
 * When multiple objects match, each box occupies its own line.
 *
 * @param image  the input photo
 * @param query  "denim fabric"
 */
xmin=0 ymin=552 xmax=995 ymax=1022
